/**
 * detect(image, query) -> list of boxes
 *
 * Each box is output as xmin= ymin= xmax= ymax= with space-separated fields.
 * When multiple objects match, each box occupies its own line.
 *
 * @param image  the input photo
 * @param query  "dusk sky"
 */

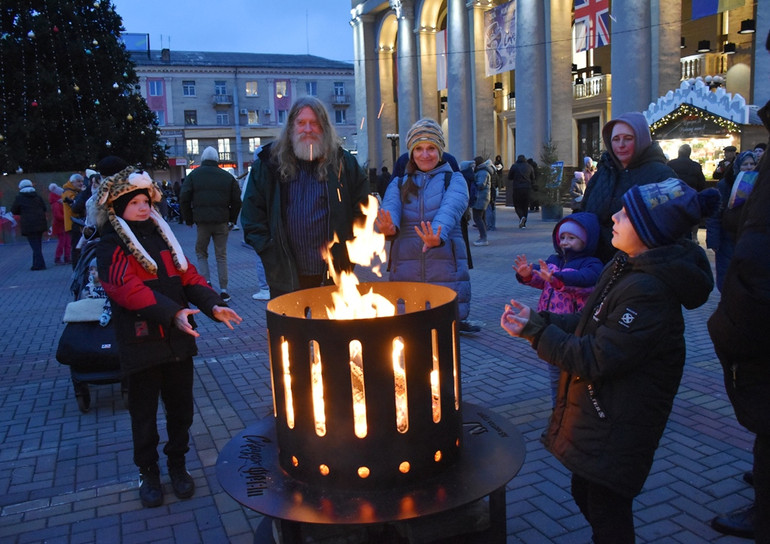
xmin=111 ymin=0 xmax=356 ymax=62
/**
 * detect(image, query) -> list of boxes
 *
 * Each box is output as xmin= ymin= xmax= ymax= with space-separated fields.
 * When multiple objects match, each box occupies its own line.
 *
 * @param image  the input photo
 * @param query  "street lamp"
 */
xmin=386 ymin=133 xmax=400 ymax=169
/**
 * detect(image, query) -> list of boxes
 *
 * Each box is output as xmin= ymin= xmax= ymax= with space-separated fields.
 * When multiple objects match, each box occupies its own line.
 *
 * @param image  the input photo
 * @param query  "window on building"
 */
xmin=333 ymin=82 xmax=345 ymax=96
xmin=186 ymin=139 xmax=199 ymax=155
xmin=275 ymin=80 xmax=287 ymax=99
xmin=218 ymin=138 xmax=231 ymax=153
xmin=182 ymin=80 xmax=196 ymax=96
xmin=216 ymin=112 xmax=230 ymax=125
xmin=248 ymin=137 xmax=262 ymax=155
xmin=305 ymin=81 xmax=317 ymax=96
xmin=215 ymin=80 xmax=227 ymax=95
xmin=335 ymin=109 xmax=346 ymax=125
xmin=184 ymin=110 xmax=197 ymax=125
xmin=153 ymin=110 xmax=165 ymax=126
xmin=277 ymin=109 xmax=288 ymax=124
xmin=148 ymin=80 xmax=163 ymax=96
xmin=247 ymin=110 xmax=260 ymax=125
xmin=245 ymin=81 xmax=259 ymax=97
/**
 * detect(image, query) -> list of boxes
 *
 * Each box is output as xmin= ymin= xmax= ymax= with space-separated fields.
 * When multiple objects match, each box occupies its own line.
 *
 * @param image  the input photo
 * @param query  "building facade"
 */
xmin=129 ymin=49 xmax=357 ymax=181
xmin=350 ymin=0 xmax=769 ymax=175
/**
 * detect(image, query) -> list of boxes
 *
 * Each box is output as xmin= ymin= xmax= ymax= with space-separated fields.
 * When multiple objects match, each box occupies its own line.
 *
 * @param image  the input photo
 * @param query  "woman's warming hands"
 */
xmin=500 ymin=299 xmax=531 ymax=337
xmin=375 ymin=209 xmax=397 ymax=236
xmin=415 ymin=220 xmax=442 ymax=253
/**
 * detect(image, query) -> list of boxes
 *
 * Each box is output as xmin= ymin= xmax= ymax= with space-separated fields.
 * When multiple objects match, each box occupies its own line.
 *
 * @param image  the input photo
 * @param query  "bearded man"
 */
xmin=241 ymin=97 xmax=369 ymax=298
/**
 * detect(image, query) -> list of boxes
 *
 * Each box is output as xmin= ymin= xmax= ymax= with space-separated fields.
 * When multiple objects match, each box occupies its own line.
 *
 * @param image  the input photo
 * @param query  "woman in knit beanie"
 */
xmin=94 ymin=167 xmax=242 ymax=508
xmin=501 ymin=178 xmax=719 ymax=542
xmin=375 ymin=118 xmax=473 ymax=325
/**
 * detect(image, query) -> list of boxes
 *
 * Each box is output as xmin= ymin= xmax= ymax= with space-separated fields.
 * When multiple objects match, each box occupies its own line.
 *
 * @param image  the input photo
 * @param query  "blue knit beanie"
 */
xmin=622 ymin=178 xmax=720 ymax=248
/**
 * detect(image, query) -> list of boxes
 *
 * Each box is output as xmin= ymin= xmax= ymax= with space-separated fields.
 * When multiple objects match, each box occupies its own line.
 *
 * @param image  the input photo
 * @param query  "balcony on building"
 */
xmin=212 ymin=94 xmax=233 ymax=107
xmin=331 ymin=93 xmax=350 ymax=107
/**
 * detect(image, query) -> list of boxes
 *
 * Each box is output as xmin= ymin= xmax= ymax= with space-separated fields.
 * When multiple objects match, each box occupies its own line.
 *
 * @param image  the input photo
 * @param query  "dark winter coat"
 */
xmin=179 ymin=160 xmax=242 ymax=225
xmin=667 ymin=156 xmax=706 ymax=192
xmin=11 ymin=191 xmax=48 ymax=236
xmin=581 ymin=113 xmax=675 ymax=263
xmin=708 ymin=100 xmax=770 ymax=435
xmin=518 ymin=212 xmax=603 ymax=314
xmin=472 ymin=159 xmax=494 ymax=210
xmin=508 ymin=157 xmax=535 ymax=190
xmin=536 ymin=242 xmax=713 ymax=498
xmin=96 ymin=220 xmax=223 ymax=376
xmin=380 ymin=162 xmax=471 ymax=320
xmin=49 ymin=192 xmax=65 ymax=237
xmin=241 ymin=143 xmax=370 ymax=295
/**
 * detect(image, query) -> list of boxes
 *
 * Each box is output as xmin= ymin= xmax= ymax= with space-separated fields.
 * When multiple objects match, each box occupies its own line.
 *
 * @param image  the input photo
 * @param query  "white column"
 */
xmin=753 ymin=0 xmax=770 ymax=106
xmin=549 ymin=0 xmax=574 ymax=165
xmin=515 ymin=1 xmax=548 ymax=161
xmin=611 ymin=0 xmax=652 ymax=115
xmin=352 ymin=12 xmax=381 ymax=169
xmin=393 ymin=0 xmax=420 ymax=151
xmin=469 ymin=2 xmax=494 ymax=158
xmin=446 ymin=0 xmax=473 ymax=160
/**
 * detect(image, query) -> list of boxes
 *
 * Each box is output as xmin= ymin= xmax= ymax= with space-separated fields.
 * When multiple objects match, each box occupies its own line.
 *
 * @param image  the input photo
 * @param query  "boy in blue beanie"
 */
xmin=501 ymin=178 xmax=719 ymax=543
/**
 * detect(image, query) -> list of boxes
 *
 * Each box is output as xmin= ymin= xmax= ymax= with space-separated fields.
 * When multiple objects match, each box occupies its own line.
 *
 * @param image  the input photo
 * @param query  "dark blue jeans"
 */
xmin=26 ymin=233 xmax=46 ymax=270
xmin=571 ymin=473 xmax=635 ymax=543
xmin=126 ymin=358 xmax=194 ymax=468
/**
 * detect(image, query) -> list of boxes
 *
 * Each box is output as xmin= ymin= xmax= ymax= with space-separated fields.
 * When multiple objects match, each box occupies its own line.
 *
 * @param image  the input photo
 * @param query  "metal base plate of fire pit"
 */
xmin=216 ymin=403 xmax=525 ymax=525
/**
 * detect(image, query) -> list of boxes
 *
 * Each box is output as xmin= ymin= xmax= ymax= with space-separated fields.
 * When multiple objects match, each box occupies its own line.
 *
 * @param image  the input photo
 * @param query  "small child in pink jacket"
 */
xmin=514 ymin=212 xmax=603 ymax=405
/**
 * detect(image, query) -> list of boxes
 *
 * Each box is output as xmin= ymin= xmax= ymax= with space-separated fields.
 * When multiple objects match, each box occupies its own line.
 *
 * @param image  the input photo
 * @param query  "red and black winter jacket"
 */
xmin=96 ymin=219 xmax=223 ymax=375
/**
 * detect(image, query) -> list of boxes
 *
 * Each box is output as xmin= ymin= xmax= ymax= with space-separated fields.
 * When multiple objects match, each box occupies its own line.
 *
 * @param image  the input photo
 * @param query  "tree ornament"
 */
xmin=94 ymin=1 xmax=100 ymax=6
xmin=92 ymin=40 xmax=99 ymax=46
xmin=126 ymin=114 xmax=133 ymax=121
xmin=31 ymin=100 xmax=38 ymax=107
xmin=28 ymin=31 xmax=35 ymax=39
xmin=74 ymin=85 xmax=80 ymax=92
xmin=94 ymin=99 xmax=100 ymax=105
xmin=112 ymin=82 xmax=119 ymax=89
xmin=85 ymin=49 xmax=92 ymax=55
xmin=57 ymin=88 xmax=62 ymax=94
xmin=0 ymin=134 xmax=4 ymax=141
xmin=105 ymin=140 xmax=112 ymax=147
xmin=53 ymin=26 xmax=59 ymax=33
xmin=123 ymin=72 xmax=128 ymax=78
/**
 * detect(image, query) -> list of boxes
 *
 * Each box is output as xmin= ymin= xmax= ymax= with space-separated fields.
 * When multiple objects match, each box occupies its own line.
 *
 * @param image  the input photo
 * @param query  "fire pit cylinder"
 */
xmin=266 ymin=282 xmax=463 ymax=490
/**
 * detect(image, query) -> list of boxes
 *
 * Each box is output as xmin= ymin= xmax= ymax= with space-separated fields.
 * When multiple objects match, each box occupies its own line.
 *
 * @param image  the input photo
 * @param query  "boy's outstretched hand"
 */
xmin=500 ymin=299 xmax=531 ymax=337
xmin=212 ymin=305 xmax=243 ymax=330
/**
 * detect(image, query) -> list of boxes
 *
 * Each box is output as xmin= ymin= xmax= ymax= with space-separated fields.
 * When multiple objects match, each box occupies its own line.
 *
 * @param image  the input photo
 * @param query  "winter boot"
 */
xmin=168 ymin=463 xmax=195 ymax=499
xmin=139 ymin=464 xmax=163 ymax=508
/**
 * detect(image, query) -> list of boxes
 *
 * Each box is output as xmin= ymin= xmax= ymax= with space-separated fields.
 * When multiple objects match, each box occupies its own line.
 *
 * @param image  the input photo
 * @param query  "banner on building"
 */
xmin=574 ymin=0 xmax=610 ymax=53
xmin=437 ymin=30 xmax=447 ymax=91
xmin=484 ymin=1 xmax=516 ymax=77
xmin=692 ymin=0 xmax=745 ymax=20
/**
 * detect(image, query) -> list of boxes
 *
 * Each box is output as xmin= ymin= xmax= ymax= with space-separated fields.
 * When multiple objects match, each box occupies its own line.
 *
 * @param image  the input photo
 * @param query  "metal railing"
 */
xmin=212 ymin=94 xmax=233 ymax=106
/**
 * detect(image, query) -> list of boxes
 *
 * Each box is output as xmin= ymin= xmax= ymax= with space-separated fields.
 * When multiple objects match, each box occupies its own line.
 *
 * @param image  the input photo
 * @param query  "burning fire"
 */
xmin=281 ymin=195 xmax=445 ymax=441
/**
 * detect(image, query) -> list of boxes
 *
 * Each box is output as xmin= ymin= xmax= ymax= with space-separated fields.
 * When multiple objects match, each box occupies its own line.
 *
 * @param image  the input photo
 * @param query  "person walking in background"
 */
xmin=713 ymin=145 xmax=737 ymax=180
xmin=375 ymin=118 xmax=478 ymax=333
xmin=241 ymin=96 xmax=369 ymax=298
xmin=48 ymin=183 xmax=68 ymax=265
xmin=376 ymin=166 xmax=391 ymax=197
xmin=62 ymin=173 xmax=85 ymax=267
xmin=581 ymin=111 xmax=676 ymax=263
xmin=569 ymin=171 xmax=586 ymax=213
xmin=502 ymin=179 xmax=719 ymax=543
xmin=471 ymin=156 xmax=493 ymax=246
xmin=582 ymin=156 xmax=596 ymax=184
xmin=11 ymin=179 xmax=48 ymax=271
xmin=512 ymin=212 xmax=602 ymax=406
xmin=668 ymin=144 xmax=707 ymax=243
xmin=488 ymin=155 xmax=504 ymax=231
xmin=707 ymin=150 xmax=757 ymax=292
xmin=95 ymin=167 xmax=242 ymax=509
xmin=180 ymin=146 xmax=242 ymax=302
xmin=508 ymin=154 xmax=535 ymax=228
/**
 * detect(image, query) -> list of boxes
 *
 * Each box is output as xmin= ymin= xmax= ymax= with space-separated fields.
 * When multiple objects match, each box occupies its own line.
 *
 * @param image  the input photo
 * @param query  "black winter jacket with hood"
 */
xmin=581 ymin=112 xmax=676 ymax=263
xmin=534 ymin=242 xmax=713 ymax=498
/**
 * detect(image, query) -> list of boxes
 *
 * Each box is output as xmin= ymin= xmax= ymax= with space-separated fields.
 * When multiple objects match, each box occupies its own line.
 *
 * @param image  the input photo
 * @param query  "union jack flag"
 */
xmin=574 ymin=0 xmax=610 ymax=52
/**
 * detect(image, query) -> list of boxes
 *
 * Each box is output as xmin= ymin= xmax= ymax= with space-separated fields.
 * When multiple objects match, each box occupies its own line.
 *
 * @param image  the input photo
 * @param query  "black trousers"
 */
xmin=755 ymin=432 xmax=770 ymax=543
xmin=571 ymin=473 xmax=635 ymax=544
xmin=126 ymin=358 xmax=194 ymax=469
xmin=26 ymin=233 xmax=46 ymax=269
xmin=511 ymin=188 xmax=530 ymax=220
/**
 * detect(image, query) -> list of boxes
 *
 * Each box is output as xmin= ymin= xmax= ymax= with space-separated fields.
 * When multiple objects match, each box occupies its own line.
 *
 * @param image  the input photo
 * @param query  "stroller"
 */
xmin=166 ymin=195 xmax=181 ymax=223
xmin=56 ymin=240 xmax=127 ymax=413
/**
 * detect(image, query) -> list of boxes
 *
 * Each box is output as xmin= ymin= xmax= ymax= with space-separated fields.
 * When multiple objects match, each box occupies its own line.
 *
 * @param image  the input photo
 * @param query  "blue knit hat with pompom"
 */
xmin=622 ymin=178 xmax=720 ymax=248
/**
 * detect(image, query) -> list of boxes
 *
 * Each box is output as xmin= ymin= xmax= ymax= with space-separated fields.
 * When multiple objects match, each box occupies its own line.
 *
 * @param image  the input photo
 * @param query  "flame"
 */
xmin=324 ymin=195 xmax=392 ymax=319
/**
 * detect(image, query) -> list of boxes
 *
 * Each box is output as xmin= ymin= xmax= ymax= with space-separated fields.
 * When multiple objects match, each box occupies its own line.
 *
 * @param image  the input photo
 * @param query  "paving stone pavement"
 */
xmin=0 ymin=204 xmax=757 ymax=543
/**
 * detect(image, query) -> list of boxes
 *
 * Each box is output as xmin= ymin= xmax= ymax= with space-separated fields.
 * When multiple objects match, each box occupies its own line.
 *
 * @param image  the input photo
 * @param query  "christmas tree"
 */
xmin=0 ymin=0 xmax=167 ymax=174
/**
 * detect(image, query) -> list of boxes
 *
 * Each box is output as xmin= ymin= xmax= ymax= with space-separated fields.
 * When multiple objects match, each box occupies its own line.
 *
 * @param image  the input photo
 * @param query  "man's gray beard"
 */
xmin=292 ymin=135 xmax=322 ymax=161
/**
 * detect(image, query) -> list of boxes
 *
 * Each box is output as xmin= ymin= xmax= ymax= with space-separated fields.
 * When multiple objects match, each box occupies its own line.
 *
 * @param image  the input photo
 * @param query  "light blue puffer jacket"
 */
xmin=380 ymin=161 xmax=471 ymax=319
